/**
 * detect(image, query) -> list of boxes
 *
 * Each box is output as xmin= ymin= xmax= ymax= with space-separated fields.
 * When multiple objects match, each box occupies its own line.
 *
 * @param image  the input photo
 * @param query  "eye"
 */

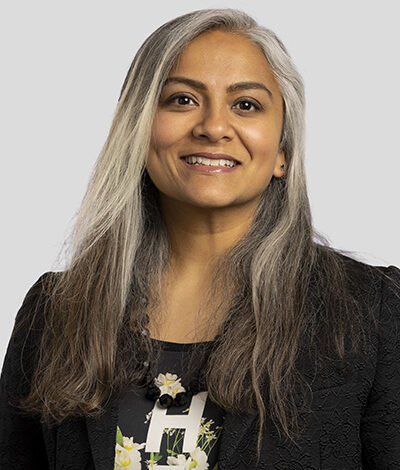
xmin=166 ymin=93 xmax=197 ymax=106
xmin=233 ymin=98 xmax=263 ymax=112
xmin=165 ymin=93 xmax=263 ymax=112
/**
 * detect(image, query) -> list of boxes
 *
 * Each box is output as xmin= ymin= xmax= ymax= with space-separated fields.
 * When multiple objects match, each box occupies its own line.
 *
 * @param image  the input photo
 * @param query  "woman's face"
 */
xmin=146 ymin=30 xmax=286 ymax=211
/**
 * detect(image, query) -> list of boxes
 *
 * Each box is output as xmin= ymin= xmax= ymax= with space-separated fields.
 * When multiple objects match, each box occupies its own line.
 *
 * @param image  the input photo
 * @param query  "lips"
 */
xmin=180 ymin=152 xmax=240 ymax=163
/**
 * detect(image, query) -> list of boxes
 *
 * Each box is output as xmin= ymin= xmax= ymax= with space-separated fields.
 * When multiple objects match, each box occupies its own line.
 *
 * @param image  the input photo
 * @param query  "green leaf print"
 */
xmin=212 ymin=464 xmax=218 ymax=470
xmin=116 ymin=426 xmax=124 ymax=447
xmin=150 ymin=452 xmax=163 ymax=462
xmin=166 ymin=448 xmax=178 ymax=455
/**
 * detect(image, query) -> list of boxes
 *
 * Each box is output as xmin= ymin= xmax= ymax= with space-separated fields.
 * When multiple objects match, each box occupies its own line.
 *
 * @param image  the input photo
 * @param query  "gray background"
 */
xmin=1 ymin=0 xmax=399 ymax=366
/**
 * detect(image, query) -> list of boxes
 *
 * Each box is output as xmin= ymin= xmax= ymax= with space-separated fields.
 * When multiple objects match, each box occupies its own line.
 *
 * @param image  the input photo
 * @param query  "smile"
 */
xmin=183 ymin=156 xmax=238 ymax=168
xmin=180 ymin=156 xmax=241 ymax=173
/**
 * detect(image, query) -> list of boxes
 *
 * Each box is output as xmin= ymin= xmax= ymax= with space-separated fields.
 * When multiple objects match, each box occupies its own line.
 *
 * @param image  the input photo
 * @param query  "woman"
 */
xmin=1 ymin=8 xmax=400 ymax=469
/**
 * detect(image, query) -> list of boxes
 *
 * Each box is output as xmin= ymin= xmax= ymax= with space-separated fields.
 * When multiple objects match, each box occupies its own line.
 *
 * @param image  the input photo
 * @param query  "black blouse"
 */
xmin=115 ymin=338 xmax=225 ymax=469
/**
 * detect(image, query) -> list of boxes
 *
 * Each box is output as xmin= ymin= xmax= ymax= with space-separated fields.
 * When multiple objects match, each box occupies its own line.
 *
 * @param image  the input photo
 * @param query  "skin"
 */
xmin=145 ymin=30 xmax=286 ymax=339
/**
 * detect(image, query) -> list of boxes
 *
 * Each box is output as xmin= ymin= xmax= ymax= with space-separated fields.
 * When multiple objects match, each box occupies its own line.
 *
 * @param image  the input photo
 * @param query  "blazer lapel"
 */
xmin=86 ymin=400 xmax=119 ymax=470
xmin=218 ymin=411 xmax=258 ymax=469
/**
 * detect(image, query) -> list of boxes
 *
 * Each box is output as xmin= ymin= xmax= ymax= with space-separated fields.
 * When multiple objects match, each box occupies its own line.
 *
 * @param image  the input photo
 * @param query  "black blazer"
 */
xmin=1 ymin=256 xmax=400 ymax=469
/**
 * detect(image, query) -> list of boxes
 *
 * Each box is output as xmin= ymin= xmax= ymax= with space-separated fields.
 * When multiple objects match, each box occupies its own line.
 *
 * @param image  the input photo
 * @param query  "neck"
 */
xmin=159 ymin=194 xmax=258 ymax=272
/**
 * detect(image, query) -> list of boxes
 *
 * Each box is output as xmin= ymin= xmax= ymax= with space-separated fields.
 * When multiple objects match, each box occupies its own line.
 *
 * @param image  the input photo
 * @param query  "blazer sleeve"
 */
xmin=360 ymin=264 xmax=400 ymax=468
xmin=0 ymin=273 xmax=51 ymax=469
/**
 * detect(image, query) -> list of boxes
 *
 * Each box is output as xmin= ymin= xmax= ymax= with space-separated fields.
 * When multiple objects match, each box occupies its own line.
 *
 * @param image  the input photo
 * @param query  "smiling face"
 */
xmin=146 ymin=29 xmax=286 ymax=212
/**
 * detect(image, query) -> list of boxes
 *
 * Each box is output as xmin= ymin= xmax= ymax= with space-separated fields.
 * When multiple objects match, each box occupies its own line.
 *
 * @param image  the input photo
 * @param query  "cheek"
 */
xmin=147 ymin=113 xmax=182 ymax=189
xmin=151 ymin=112 xmax=185 ymax=151
xmin=243 ymin=124 xmax=278 ymax=156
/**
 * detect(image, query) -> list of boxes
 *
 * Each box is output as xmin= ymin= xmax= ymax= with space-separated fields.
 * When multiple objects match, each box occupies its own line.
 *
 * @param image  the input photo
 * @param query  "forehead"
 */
xmin=169 ymin=30 xmax=277 ymax=88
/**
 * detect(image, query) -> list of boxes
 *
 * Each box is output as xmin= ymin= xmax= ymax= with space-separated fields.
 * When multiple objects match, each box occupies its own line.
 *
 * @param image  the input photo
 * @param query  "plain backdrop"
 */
xmin=1 ymin=0 xmax=399 ymax=367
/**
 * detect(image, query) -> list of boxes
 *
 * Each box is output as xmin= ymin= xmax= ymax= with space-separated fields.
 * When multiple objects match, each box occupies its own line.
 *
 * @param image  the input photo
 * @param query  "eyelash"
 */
xmin=166 ymin=93 xmax=263 ymax=112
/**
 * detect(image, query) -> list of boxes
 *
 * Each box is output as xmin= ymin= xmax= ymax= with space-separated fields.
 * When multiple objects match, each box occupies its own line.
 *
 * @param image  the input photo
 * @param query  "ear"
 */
xmin=273 ymin=151 xmax=286 ymax=178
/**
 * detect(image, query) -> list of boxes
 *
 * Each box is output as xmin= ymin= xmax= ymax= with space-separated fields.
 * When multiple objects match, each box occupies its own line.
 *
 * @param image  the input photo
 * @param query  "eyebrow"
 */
xmin=163 ymin=76 xmax=273 ymax=100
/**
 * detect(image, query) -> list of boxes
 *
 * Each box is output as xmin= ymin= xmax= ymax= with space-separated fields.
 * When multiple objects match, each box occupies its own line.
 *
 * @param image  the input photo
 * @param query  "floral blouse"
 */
xmin=114 ymin=338 xmax=225 ymax=469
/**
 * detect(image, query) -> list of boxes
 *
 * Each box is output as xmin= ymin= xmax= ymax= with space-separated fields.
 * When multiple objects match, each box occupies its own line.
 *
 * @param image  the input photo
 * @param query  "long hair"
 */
xmin=12 ymin=8 xmax=394 ymax=464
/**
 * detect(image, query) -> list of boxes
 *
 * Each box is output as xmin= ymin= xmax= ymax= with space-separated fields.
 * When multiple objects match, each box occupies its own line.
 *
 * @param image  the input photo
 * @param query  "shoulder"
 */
xmin=15 ymin=271 xmax=57 ymax=314
xmin=373 ymin=263 xmax=400 ymax=339
xmin=334 ymin=252 xmax=400 ymax=302
xmin=316 ymin=252 xmax=400 ymax=343
xmin=337 ymin=254 xmax=400 ymax=346
xmin=18 ymin=271 xmax=54 ymax=309
xmin=1 ymin=272 xmax=59 ymax=398
xmin=11 ymin=271 xmax=60 ymax=349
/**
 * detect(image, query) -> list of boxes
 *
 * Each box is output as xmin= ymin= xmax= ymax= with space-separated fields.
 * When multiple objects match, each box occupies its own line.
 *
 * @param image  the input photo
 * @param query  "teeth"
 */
xmin=183 ymin=156 xmax=237 ymax=167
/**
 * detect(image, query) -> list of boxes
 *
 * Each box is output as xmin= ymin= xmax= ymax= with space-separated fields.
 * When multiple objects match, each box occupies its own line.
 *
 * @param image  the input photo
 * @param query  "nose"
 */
xmin=192 ymin=100 xmax=235 ymax=142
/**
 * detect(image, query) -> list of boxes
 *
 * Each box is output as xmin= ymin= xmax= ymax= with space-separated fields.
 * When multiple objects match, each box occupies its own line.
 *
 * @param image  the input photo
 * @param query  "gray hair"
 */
xmin=15 ymin=9 xmax=378 ymax=466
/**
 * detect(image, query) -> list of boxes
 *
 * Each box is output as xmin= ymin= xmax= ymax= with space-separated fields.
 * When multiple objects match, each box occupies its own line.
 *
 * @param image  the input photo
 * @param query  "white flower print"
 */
xmin=189 ymin=447 xmax=209 ymax=469
xmin=154 ymin=372 xmax=186 ymax=398
xmin=114 ymin=444 xmax=142 ymax=470
xmin=145 ymin=455 xmax=159 ymax=468
xmin=115 ymin=371 xmax=222 ymax=470
xmin=167 ymin=453 xmax=188 ymax=466
xmin=144 ymin=410 xmax=153 ymax=424
xmin=163 ymin=428 xmax=175 ymax=436
xmin=114 ymin=430 xmax=146 ymax=470
xmin=198 ymin=418 xmax=214 ymax=437
xmin=167 ymin=447 xmax=209 ymax=469
xmin=122 ymin=436 xmax=146 ymax=452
